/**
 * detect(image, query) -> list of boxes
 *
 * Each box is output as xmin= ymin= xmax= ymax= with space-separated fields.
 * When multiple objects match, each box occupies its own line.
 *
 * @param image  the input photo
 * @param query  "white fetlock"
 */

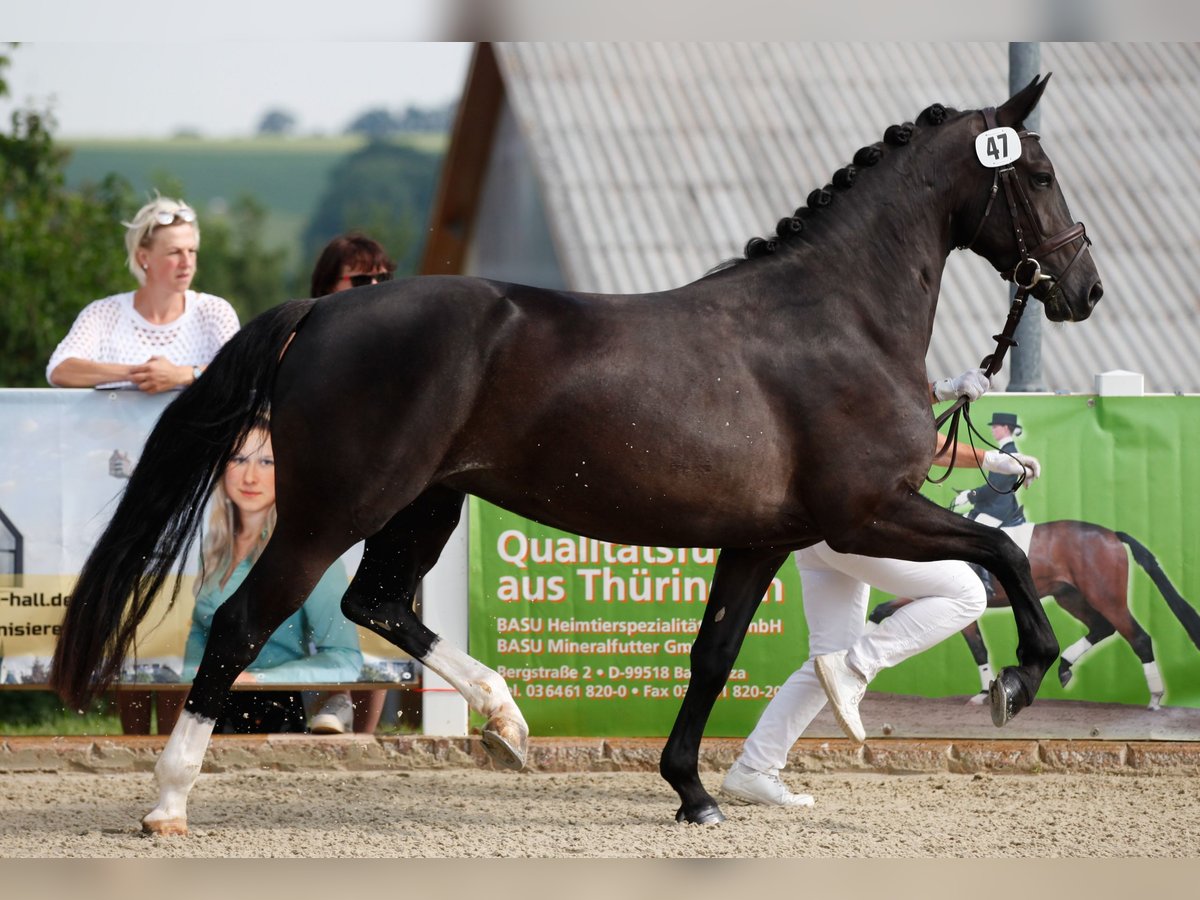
xmin=967 ymin=691 xmax=988 ymax=706
xmin=142 ymin=710 xmax=215 ymax=836
xmin=423 ymin=639 xmax=530 ymax=768
xmin=1144 ymin=662 xmax=1165 ymax=711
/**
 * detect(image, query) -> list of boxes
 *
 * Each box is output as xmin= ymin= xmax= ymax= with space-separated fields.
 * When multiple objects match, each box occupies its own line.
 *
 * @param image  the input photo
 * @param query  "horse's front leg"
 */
xmin=662 ymin=548 xmax=787 ymax=825
xmin=986 ymin=537 xmax=1058 ymax=725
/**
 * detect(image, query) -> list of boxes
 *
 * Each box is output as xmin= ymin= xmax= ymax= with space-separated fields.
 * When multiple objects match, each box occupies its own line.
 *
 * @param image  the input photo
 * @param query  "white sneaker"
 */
xmin=814 ymin=650 xmax=868 ymax=743
xmin=720 ymin=761 xmax=815 ymax=808
xmin=309 ymin=693 xmax=354 ymax=734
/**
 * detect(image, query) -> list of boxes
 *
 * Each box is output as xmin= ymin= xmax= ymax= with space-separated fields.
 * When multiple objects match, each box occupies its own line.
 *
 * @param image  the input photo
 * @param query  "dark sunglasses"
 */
xmin=348 ymin=272 xmax=393 ymax=288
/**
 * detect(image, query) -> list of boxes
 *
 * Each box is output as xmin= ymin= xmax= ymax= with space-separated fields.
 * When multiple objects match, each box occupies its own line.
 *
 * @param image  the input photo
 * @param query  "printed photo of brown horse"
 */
xmin=871 ymin=522 xmax=1200 ymax=707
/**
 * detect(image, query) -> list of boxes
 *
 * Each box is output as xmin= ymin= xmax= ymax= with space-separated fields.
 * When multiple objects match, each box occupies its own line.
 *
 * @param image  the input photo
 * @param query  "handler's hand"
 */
xmin=1012 ymin=452 xmax=1041 ymax=483
xmin=951 ymin=489 xmax=973 ymax=508
xmin=983 ymin=450 xmax=1041 ymax=482
xmin=130 ymin=356 xmax=188 ymax=394
xmin=932 ymin=368 xmax=992 ymax=403
xmin=233 ymin=671 xmax=259 ymax=685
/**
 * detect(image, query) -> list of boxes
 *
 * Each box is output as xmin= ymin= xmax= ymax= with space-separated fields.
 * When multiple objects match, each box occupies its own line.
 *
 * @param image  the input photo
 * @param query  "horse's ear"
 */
xmin=995 ymin=73 xmax=1051 ymax=127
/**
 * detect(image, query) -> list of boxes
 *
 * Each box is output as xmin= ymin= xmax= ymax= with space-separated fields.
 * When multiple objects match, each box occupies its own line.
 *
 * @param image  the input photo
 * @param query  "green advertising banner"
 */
xmin=468 ymin=395 xmax=1200 ymax=736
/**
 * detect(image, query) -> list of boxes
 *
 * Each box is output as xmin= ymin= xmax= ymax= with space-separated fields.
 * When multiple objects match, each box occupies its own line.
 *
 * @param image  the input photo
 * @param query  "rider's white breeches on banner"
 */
xmin=738 ymin=541 xmax=986 ymax=775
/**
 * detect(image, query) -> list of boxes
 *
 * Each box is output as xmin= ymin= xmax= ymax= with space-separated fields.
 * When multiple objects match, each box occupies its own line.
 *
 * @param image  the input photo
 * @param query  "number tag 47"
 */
xmin=975 ymin=126 xmax=1022 ymax=168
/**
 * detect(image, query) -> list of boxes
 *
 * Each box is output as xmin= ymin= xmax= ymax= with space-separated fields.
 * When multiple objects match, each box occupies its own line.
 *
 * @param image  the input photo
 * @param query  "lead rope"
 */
xmin=926 ymin=286 xmax=1029 ymax=489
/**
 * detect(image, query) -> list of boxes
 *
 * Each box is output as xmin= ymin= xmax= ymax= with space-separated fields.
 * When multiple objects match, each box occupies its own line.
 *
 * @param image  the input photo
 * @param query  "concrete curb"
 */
xmin=3 ymin=735 xmax=1198 ymax=776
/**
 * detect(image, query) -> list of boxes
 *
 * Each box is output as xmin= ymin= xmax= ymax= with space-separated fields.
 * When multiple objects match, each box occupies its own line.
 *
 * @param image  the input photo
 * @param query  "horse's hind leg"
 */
xmin=339 ymin=486 xmax=528 ymax=768
xmin=1065 ymin=578 xmax=1162 ymax=708
xmin=832 ymin=491 xmax=1057 ymax=727
xmin=143 ymin=525 xmax=349 ymax=835
xmin=661 ymin=547 xmax=788 ymax=825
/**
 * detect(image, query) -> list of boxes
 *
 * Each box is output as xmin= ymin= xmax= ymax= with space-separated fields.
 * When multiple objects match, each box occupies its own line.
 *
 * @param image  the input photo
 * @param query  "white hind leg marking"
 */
xmin=422 ymin=639 xmax=528 ymax=769
xmin=141 ymin=710 xmax=216 ymax=835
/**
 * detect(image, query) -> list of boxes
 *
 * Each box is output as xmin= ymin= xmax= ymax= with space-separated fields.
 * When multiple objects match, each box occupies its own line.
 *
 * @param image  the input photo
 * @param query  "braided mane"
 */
xmin=709 ymin=103 xmax=959 ymax=273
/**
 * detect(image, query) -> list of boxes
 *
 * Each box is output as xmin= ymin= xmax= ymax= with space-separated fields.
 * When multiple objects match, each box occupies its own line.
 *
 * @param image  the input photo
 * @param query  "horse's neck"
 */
xmin=769 ymin=165 xmax=955 ymax=346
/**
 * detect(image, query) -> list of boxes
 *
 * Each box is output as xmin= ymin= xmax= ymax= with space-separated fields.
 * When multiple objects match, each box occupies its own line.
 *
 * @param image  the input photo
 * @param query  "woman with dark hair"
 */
xmin=309 ymin=233 xmax=396 ymax=298
xmin=306 ymin=234 xmax=397 ymax=735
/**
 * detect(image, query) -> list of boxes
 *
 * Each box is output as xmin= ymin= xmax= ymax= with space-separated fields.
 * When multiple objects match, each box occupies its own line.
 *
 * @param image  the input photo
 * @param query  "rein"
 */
xmin=927 ymin=107 xmax=1090 ymax=488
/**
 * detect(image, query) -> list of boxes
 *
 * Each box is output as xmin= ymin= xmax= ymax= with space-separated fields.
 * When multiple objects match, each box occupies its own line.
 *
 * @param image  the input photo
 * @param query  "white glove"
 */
xmin=952 ymin=490 xmax=973 ymax=508
xmin=983 ymin=450 xmax=1041 ymax=482
xmin=932 ymin=368 xmax=992 ymax=402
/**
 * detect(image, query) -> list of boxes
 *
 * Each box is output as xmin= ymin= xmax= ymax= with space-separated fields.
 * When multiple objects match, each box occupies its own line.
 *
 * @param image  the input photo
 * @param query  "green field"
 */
xmin=63 ymin=134 xmax=447 ymax=272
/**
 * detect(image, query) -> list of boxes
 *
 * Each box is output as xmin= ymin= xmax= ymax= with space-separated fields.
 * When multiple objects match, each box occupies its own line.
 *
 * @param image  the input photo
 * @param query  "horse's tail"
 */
xmin=1117 ymin=531 xmax=1200 ymax=651
xmin=49 ymin=298 xmax=318 ymax=709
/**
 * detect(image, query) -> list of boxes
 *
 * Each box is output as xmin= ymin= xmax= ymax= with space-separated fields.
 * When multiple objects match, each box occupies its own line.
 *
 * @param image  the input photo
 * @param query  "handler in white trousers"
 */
xmin=721 ymin=369 xmax=1041 ymax=808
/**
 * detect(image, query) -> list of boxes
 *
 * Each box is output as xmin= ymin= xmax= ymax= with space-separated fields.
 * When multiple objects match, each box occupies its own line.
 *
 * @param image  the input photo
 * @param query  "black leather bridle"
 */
xmin=929 ymin=107 xmax=1092 ymax=480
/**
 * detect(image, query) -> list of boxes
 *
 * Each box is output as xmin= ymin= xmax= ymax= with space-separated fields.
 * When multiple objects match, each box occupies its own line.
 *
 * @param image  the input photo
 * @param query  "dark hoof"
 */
xmin=675 ymin=803 xmax=726 ymax=825
xmin=988 ymin=669 xmax=1026 ymax=727
xmin=1058 ymin=662 xmax=1073 ymax=688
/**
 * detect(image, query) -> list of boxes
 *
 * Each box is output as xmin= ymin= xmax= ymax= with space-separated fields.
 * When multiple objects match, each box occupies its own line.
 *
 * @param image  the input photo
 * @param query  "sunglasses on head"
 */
xmin=348 ymin=272 xmax=393 ymax=288
xmin=153 ymin=207 xmax=197 ymax=226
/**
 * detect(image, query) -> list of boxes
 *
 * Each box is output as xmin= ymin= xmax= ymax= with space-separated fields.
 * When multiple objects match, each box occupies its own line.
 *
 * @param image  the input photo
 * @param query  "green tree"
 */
xmin=256 ymin=108 xmax=297 ymax=137
xmin=193 ymin=194 xmax=290 ymax=319
xmin=301 ymin=140 xmax=442 ymax=281
xmin=0 ymin=46 xmax=295 ymax=388
xmin=0 ymin=59 xmax=136 ymax=386
xmin=344 ymin=108 xmax=401 ymax=140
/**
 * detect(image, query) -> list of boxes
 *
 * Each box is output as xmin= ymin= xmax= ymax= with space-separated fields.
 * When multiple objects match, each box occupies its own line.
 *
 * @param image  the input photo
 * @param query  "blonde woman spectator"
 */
xmin=47 ymin=195 xmax=239 ymax=391
xmin=48 ymin=195 xmax=239 ymax=734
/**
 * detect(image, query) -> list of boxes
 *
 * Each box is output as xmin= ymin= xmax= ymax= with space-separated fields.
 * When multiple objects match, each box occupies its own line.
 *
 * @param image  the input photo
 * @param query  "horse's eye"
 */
xmin=1032 ymin=172 xmax=1054 ymax=188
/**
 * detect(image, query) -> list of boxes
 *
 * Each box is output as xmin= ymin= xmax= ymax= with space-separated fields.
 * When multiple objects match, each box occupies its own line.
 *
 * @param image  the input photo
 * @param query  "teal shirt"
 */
xmin=182 ymin=557 xmax=363 ymax=684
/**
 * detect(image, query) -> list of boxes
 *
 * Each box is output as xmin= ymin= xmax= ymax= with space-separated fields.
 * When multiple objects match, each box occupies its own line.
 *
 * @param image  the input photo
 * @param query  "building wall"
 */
xmin=465 ymin=97 xmax=566 ymax=289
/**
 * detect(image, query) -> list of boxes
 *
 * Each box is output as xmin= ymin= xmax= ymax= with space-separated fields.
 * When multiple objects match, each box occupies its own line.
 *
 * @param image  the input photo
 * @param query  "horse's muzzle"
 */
xmin=1039 ymin=278 xmax=1102 ymax=322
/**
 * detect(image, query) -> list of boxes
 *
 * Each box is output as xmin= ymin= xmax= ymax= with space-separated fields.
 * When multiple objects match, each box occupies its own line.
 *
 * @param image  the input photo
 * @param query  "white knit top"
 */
xmin=46 ymin=291 xmax=240 ymax=384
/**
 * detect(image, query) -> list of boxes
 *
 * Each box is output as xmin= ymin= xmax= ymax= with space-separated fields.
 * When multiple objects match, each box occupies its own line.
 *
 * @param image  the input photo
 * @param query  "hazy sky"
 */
xmin=1 ymin=42 xmax=473 ymax=139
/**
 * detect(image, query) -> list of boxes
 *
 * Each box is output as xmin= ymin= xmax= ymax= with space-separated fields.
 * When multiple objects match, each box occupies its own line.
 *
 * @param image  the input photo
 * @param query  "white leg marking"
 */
xmin=978 ymin=662 xmax=994 ymax=692
xmin=142 ymin=710 xmax=216 ymax=834
xmin=1144 ymin=661 xmax=1165 ymax=710
xmin=423 ymin=640 xmax=524 ymax=723
xmin=1061 ymin=636 xmax=1093 ymax=665
xmin=968 ymin=662 xmax=994 ymax=704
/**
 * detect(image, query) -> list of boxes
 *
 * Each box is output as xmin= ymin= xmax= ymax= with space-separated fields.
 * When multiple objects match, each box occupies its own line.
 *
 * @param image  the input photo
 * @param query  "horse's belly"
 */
xmin=453 ymin=464 xmax=807 ymax=550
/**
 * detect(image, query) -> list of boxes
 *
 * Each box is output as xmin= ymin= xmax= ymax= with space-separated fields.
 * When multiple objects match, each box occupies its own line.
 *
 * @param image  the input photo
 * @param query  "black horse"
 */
xmin=51 ymin=76 xmax=1101 ymax=831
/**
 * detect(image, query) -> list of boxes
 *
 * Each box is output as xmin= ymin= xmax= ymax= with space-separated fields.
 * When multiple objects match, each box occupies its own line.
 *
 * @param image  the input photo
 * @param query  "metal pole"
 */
xmin=1006 ymin=42 xmax=1045 ymax=392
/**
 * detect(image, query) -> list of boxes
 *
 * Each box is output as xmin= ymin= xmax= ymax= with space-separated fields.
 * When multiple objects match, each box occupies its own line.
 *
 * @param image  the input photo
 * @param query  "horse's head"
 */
xmin=954 ymin=75 xmax=1102 ymax=323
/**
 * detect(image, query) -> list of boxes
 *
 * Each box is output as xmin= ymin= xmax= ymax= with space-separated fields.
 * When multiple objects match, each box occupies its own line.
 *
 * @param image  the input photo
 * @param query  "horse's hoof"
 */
xmin=142 ymin=814 xmax=188 ymax=836
xmin=966 ymin=691 xmax=988 ymax=706
xmin=481 ymin=716 xmax=528 ymax=770
xmin=675 ymin=803 xmax=726 ymax=825
xmin=988 ymin=670 xmax=1024 ymax=727
xmin=1058 ymin=664 xmax=1073 ymax=688
xmin=1148 ymin=693 xmax=1163 ymax=711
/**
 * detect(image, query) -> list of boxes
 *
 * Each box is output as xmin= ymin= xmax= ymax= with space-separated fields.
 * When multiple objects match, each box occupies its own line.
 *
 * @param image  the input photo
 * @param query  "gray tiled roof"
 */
xmin=492 ymin=42 xmax=1200 ymax=393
